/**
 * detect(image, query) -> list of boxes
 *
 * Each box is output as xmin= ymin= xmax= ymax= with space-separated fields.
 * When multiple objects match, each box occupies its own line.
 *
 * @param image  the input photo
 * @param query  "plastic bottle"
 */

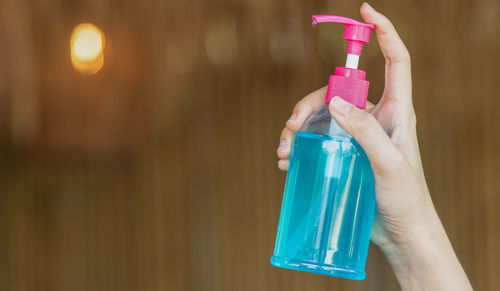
xmin=271 ymin=15 xmax=376 ymax=280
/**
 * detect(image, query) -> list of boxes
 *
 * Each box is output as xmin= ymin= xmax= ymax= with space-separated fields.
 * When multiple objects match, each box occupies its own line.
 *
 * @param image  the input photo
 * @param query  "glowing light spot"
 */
xmin=70 ymin=23 xmax=105 ymax=74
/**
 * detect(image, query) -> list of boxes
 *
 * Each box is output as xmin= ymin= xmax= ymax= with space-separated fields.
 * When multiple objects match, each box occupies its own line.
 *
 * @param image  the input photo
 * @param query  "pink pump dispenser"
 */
xmin=312 ymin=15 xmax=375 ymax=108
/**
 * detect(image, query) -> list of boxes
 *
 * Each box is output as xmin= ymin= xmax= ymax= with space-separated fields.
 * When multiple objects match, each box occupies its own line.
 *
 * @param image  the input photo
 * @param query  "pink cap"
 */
xmin=312 ymin=15 xmax=375 ymax=108
xmin=325 ymin=68 xmax=369 ymax=108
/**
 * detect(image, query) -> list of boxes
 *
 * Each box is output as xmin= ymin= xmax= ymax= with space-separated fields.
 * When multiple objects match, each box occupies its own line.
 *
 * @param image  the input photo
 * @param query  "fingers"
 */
xmin=277 ymin=127 xmax=294 ymax=159
xmin=277 ymin=86 xmax=327 ymax=171
xmin=277 ymin=128 xmax=294 ymax=172
xmin=277 ymin=87 xmax=376 ymax=171
xmin=360 ymin=3 xmax=412 ymax=106
xmin=278 ymin=160 xmax=289 ymax=171
xmin=329 ymin=97 xmax=407 ymax=176
xmin=285 ymin=86 xmax=327 ymax=131
xmin=361 ymin=3 xmax=410 ymax=65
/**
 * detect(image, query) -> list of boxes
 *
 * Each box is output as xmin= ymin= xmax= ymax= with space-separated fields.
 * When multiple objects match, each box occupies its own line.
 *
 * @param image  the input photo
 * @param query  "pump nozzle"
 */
xmin=312 ymin=15 xmax=374 ymax=57
xmin=312 ymin=15 xmax=375 ymax=108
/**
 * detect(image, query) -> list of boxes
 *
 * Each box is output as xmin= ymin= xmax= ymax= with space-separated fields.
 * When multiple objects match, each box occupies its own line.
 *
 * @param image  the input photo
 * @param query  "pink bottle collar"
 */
xmin=325 ymin=68 xmax=369 ymax=108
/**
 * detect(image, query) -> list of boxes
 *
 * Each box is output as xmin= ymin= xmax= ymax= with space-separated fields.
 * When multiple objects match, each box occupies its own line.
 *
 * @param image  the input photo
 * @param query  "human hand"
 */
xmin=277 ymin=3 xmax=471 ymax=290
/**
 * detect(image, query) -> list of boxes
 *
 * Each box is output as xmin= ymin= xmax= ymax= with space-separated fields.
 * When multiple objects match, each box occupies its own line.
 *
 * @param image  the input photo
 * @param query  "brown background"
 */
xmin=0 ymin=0 xmax=499 ymax=290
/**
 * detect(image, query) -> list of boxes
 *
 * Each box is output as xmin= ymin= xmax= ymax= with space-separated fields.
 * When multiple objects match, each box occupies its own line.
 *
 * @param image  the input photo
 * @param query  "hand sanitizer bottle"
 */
xmin=271 ymin=15 xmax=376 ymax=280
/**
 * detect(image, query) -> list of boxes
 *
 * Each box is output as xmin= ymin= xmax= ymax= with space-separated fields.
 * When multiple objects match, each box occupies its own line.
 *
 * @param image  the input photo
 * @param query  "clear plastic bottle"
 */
xmin=271 ymin=15 xmax=377 ymax=280
xmin=271 ymin=106 xmax=375 ymax=280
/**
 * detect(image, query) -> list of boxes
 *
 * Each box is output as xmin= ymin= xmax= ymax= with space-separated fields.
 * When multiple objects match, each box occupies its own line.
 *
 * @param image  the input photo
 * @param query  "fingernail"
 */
xmin=287 ymin=113 xmax=297 ymax=123
xmin=330 ymin=97 xmax=352 ymax=117
xmin=363 ymin=2 xmax=374 ymax=10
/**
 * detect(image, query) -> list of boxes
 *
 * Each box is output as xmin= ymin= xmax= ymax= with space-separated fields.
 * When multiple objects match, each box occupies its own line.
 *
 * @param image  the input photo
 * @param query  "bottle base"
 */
xmin=270 ymin=256 xmax=366 ymax=281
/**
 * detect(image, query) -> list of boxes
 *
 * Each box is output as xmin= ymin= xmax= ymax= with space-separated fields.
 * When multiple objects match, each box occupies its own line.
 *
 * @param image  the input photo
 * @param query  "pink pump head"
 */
xmin=312 ymin=15 xmax=375 ymax=108
xmin=312 ymin=15 xmax=375 ymax=55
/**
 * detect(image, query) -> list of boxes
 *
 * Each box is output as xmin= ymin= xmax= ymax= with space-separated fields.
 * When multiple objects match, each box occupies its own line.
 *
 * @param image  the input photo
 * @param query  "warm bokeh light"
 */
xmin=70 ymin=23 xmax=105 ymax=74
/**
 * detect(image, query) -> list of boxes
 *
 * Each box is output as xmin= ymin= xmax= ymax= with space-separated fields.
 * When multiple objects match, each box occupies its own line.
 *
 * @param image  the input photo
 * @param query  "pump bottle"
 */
xmin=271 ymin=15 xmax=376 ymax=280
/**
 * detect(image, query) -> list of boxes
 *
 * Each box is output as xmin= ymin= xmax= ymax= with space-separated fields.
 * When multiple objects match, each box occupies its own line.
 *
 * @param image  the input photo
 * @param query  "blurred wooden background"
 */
xmin=0 ymin=0 xmax=499 ymax=290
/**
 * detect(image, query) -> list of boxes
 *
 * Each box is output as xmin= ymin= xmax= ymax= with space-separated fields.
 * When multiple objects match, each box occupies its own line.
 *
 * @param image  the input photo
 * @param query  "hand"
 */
xmin=277 ymin=3 xmax=472 ymax=290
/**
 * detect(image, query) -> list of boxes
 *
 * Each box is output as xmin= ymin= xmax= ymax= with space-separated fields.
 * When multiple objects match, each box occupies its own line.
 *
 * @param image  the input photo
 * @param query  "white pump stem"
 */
xmin=345 ymin=54 xmax=359 ymax=69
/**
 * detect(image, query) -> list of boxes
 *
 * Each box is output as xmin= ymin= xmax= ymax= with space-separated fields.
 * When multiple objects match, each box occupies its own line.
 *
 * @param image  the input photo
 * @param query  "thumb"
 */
xmin=329 ymin=97 xmax=405 ymax=174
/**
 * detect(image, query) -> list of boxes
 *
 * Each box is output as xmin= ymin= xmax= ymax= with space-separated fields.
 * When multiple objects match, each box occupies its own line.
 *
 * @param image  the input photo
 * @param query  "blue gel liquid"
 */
xmin=271 ymin=131 xmax=375 ymax=280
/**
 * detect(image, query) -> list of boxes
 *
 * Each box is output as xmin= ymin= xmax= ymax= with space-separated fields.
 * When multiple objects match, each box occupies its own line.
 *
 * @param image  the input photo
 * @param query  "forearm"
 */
xmin=380 ymin=203 xmax=473 ymax=291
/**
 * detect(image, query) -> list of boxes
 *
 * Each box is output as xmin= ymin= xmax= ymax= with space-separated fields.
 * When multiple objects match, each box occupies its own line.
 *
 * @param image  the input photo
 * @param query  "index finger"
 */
xmin=360 ymin=3 xmax=412 ymax=105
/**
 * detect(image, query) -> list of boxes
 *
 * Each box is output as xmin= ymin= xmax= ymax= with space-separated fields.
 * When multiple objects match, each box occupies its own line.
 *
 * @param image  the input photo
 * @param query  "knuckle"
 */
xmin=378 ymin=15 xmax=394 ymax=31
xmin=294 ymin=99 xmax=310 ymax=112
xmin=385 ymin=49 xmax=411 ymax=66
xmin=277 ymin=150 xmax=288 ymax=159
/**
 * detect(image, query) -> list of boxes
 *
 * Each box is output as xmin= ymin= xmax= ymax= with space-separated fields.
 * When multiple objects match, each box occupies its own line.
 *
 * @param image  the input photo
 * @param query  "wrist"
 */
xmin=378 ymin=204 xmax=472 ymax=290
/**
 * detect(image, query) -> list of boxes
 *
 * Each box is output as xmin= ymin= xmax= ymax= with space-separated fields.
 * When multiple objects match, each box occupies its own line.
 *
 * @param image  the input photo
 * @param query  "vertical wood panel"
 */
xmin=0 ymin=0 xmax=499 ymax=290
